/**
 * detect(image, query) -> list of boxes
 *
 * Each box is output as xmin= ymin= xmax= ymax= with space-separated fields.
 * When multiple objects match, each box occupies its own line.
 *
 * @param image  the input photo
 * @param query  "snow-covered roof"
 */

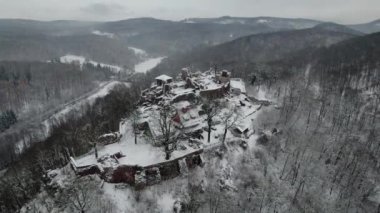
xmin=173 ymin=101 xmax=191 ymax=109
xmin=155 ymin=74 xmax=173 ymax=81
xmin=230 ymin=78 xmax=246 ymax=93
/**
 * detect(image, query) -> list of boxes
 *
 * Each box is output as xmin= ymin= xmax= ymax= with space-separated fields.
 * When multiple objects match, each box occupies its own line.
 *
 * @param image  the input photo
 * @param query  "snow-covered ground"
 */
xmin=20 ymin=71 xmax=273 ymax=212
xmin=128 ymin=47 xmax=147 ymax=56
xmin=59 ymin=55 xmax=123 ymax=73
xmin=75 ymin=121 xmax=198 ymax=167
xmin=74 ymin=71 xmax=262 ymax=169
xmin=92 ymin=30 xmax=115 ymax=38
xmin=257 ymin=19 xmax=269 ymax=23
xmin=103 ymin=181 xmax=179 ymax=213
xmin=134 ymin=57 xmax=166 ymax=73
xmin=217 ymin=19 xmax=246 ymax=24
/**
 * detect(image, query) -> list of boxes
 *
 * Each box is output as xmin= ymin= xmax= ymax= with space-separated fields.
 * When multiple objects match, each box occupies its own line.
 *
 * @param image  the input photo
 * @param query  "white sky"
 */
xmin=0 ymin=0 xmax=378 ymax=24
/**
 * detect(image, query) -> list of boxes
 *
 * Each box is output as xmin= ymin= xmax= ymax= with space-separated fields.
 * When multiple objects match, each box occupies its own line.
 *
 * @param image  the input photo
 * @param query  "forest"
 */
xmin=0 ymin=9 xmax=379 ymax=212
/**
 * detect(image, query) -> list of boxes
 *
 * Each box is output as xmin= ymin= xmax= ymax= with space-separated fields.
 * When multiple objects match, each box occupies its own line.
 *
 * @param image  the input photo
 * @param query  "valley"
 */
xmin=0 ymin=12 xmax=379 ymax=213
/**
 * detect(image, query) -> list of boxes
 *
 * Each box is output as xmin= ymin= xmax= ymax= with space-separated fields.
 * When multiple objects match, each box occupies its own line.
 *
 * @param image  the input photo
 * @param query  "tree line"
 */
xmin=0 ymin=83 xmax=140 ymax=212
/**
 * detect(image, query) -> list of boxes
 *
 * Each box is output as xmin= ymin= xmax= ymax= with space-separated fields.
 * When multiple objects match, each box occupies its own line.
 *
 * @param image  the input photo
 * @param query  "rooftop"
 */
xmin=155 ymin=74 xmax=173 ymax=81
xmin=230 ymin=78 xmax=246 ymax=93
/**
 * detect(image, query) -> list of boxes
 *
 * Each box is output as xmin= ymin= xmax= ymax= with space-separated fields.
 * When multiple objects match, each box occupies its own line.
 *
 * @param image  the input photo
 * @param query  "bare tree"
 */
xmin=66 ymin=178 xmax=95 ymax=213
xmin=158 ymin=105 xmax=177 ymax=160
xmin=131 ymin=109 xmax=141 ymax=144
xmin=221 ymin=106 xmax=240 ymax=146
xmin=202 ymin=101 xmax=221 ymax=143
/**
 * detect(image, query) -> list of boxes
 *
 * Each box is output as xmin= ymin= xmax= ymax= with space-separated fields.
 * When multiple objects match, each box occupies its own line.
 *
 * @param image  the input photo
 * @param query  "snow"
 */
xmin=217 ymin=19 xmax=246 ymax=25
xmin=128 ymin=47 xmax=147 ymax=56
xmin=74 ymin=70 xmax=265 ymax=177
xmin=92 ymin=30 xmax=114 ymax=38
xmin=197 ymin=73 xmax=221 ymax=90
xmin=368 ymin=185 xmax=380 ymax=204
xmin=171 ymin=88 xmax=194 ymax=96
xmin=103 ymin=183 xmax=136 ymax=212
xmin=155 ymin=74 xmax=173 ymax=81
xmin=183 ymin=19 xmax=196 ymax=24
xmin=257 ymin=87 xmax=269 ymax=100
xmin=230 ymin=78 xmax=246 ymax=93
xmin=257 ymin=19 xmax=269 ymax=23
xmin=157 ymin=193 xmax=175 ymax=212
xmin=59 ymin=54 xmax=86 ymax=64
xmin=74 ymin=118 xmax=198 ymax=167
xmin=20 ymin=69 xmax=276 ymax=212
xmin=102 ymin=180 xmax=180 ymax=212
xmin=173 ymin=101 xmax=191 ymax=109
xmin=134 ymin=57 xmax=166 ymax=73
xmin=59 ymin=54 xmax=123 ymax=73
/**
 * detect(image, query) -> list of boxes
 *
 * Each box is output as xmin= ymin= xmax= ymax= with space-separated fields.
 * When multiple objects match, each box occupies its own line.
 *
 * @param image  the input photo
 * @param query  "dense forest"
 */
xmin=0 ymin=83 xmax=140 ymax=212
xmin=0 ymin=61 xmax=112 ymax=120
xmin=151 ymin=24 xmax=358 ymax=80
xmin=0 ymin=35 xmax=139 ymax=68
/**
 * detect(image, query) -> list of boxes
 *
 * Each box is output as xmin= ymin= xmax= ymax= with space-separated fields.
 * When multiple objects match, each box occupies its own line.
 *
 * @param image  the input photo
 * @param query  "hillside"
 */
xmin=8 ymin=30 xmax=380 ymax=211
xmin=151 ymin=25 xmax=358 ymax=79
xmin=181 ymin=16 xmax=322 ymax=29
xmin=0 ymin=34 xmax=139 ymax=68
xmin=1 ymin=15 xmax=380 ymax=213
xmin=0 ymin=19 xmax=99 ymax=36
xmin=2 ymin=17 xmax=378 ymax=61
xmin=349 ymin=19 xmax=380 ymax=34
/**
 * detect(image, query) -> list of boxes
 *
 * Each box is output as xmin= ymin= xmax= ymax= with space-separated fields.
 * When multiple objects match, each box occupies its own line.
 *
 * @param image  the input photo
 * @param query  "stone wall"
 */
xmin=72 ymin=149 xmax=204 ymax=189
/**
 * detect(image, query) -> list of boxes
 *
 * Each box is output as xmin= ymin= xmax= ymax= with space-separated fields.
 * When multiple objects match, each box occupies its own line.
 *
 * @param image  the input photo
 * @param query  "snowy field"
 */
xmin=92 ymin=30 xmax=115 ymax=38
xmin=128 ymin=47 xmax=147 ymax=56
xmin=75 ymin=120 xmax=199 ymax=167
xmin=134 ymin=57 xmax=166 ymax=73
xmin=59 ymin=55 xmax=123 ymax=73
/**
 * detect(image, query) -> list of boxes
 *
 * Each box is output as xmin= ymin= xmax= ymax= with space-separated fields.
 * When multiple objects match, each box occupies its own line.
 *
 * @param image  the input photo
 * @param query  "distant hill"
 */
xmin=96 ymin=17 xmax=326 ymax=55
xmin=349 ymin=19 xmax=380 ymax=34
xmin=181 ymin=16 xmax=322 ymax=29
xmin=1 ymin=17 xmax=378 ymax=63
xmin=0 ymin=19 xmax=99 ymax=36
xmin=312 ymin=32 xmax=380 ymax=84
xmin=313 ymin=22 xmax=363 ymax=35
xmin=151 ymin=25 xmax=358 ymax=78
xmin=0 ymin=34 xmax=138 ymax=68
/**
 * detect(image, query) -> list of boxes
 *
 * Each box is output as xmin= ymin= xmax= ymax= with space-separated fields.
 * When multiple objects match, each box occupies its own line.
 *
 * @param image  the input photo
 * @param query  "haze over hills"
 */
xmin=0 ymin=34 xmax=139 ymax=67
xmin=0 ymin=16 xmax=379 ymax=60
xmin=0 ymin=13 xmax=380 ymax=213
xmin=181 ymin=16 xmax=322 ymax=29
xmin=349 ymin=19 xmax=380 ymax=34
xmin=0 ymin=19 xmax=99 ymax=36
xmin=151 ymin=23 xmax=359 ymax=78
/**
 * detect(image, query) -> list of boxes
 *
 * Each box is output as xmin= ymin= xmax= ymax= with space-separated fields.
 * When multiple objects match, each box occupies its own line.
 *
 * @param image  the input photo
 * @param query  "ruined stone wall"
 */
xmin=72 ymin=150 xmax=204 ymax=189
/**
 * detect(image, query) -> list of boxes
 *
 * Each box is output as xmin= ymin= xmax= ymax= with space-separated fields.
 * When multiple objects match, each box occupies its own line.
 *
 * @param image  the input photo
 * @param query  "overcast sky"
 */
xmin=0 ymin=0 xmax=379 ymax=24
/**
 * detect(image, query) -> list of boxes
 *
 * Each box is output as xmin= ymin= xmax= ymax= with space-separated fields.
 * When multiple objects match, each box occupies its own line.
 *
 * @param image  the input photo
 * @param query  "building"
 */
xmin=216 ymin=70 xmax=231 ymax=83
xmin=155 ymin=74 xmax=173 ymax=86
